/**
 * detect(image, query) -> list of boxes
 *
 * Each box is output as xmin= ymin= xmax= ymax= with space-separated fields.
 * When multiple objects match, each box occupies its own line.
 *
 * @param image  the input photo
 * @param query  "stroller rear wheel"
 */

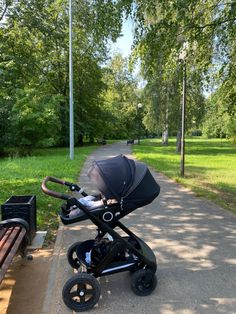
xmin=62 ymin=273 xmax=101 ymax=312
xmin=67 ymin=241 xmax=81 ymax=269
xmin=131 ymin=269 xmax=157 ymax=296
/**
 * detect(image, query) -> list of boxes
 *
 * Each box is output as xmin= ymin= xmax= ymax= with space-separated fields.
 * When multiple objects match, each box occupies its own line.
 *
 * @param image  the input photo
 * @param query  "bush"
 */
xmin=202 ymin=113 xmax=228 ymax=138
xmin=227 ymin=118 xmax=236 ymax=143
xmin=191 ymin=129 xmax=202 ymax=136
xmin=11 ymin=88 xmax=62 ymax=150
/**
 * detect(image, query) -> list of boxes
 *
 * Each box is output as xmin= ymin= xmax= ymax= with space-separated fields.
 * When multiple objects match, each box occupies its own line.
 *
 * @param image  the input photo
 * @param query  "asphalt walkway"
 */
xmin=43 ymin=142 xmax=236 ymax=314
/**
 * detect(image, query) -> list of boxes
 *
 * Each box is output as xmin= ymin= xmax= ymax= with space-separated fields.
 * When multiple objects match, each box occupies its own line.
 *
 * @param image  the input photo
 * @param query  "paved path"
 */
xmin=43 ymin=142 xmax=236 ymax=314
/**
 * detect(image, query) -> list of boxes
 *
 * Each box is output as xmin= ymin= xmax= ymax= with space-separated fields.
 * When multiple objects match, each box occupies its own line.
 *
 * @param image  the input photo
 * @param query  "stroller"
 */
xmin=42 ymin=155 xmax=160 ymax=312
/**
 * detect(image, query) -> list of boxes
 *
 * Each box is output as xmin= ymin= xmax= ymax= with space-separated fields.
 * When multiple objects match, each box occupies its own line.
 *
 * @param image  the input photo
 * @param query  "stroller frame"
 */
xmin=42 ymin=175 xmax=157 ymax=312
xmin=69 ymin=198 xmax=156 ymax=277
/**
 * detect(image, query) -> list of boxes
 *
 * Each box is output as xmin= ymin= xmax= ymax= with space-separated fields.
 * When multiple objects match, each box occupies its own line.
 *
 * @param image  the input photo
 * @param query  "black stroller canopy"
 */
xmin=88 ymin=155 xmax=135 ymax=201
xmin=88 ymin=155 xmax=160 ymax=211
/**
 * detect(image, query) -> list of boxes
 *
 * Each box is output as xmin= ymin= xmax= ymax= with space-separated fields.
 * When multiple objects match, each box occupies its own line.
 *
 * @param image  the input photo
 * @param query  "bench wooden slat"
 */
xmin=0 ymin=228 xmax=14 ymax=251
xmin=0 ymin=228 xmax=6 ymax=241
xmin=0 ymin=227 xmax=21 ymax=264
xmin=0 ymin=227 xmax=26 ymax=283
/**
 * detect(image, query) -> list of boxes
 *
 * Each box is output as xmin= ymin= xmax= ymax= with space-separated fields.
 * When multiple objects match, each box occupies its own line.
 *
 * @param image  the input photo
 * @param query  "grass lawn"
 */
xmin=0 ymin=146 xmax=96 ymax=244
xmin=133 ymin=138 xmax=236 ymax=214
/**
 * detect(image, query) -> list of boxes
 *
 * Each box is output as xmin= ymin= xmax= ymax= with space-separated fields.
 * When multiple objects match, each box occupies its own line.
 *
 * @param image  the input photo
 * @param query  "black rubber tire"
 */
xmin=129 ymin=264 xmax=144 ymax=274
xmin=131 ymin=269 xmax=157 ymax=296
xmin=67 ymin=242 xmax=81 ymax=269
xmin=62 ymin=273 xmax=101 ymax=312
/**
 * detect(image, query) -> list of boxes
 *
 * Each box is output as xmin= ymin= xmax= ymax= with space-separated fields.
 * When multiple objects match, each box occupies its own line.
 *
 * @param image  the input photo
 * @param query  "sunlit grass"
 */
xmin=0 ymin=146 xmax=96 ymax=244
xmin=133 ymin=138 xmax=236 ymax=214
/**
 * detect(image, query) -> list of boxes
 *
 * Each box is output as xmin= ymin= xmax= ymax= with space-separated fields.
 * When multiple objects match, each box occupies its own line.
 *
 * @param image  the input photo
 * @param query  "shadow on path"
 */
xmin=43 ymin=142 xmax=236 ymax=314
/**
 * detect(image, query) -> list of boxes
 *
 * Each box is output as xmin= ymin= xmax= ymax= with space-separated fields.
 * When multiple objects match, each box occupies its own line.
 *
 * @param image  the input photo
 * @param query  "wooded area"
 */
xmin=0 ymin=0 xmax=235 ymax=155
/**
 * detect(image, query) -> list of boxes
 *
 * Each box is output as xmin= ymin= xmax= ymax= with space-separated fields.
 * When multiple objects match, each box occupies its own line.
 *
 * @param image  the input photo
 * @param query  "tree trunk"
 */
xmin=59 ymin=101 xmax=68 ymax=146
xmin=176 ymin=130 xmax=181 ymax=153
xmin=176 ymin=96 xmax=182 ymax=153
xmin=78 ymin=134 xmax=83 ymax=146
xmin=162 ymin=129 xmax=168 ymax=145
xmin=162 ymin=106 xmax=168 ymax=145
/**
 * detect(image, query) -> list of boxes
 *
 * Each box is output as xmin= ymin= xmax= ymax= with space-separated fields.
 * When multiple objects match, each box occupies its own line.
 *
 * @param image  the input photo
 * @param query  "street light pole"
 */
xmin=69 ymin=0 xmax=74 ymax=160
xmin=180 ymin=59 xmax=186 ymax=177
xmin=178 ymin=41 xmax=189 ymax=177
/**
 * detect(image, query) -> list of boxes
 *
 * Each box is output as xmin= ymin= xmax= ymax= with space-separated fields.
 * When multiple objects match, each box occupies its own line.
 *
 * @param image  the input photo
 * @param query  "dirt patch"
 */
xmin=0 ymin=249 xmax=53 ymax=314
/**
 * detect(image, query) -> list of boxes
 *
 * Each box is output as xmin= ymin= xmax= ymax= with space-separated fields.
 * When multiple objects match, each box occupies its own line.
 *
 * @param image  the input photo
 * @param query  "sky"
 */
xmin=112 ymin=17 xmax=134 ymax=58
xmin=108 ymin=17 xmax=146 ymax=87
xmin=111 ymin=18 xmax=144 ymax=82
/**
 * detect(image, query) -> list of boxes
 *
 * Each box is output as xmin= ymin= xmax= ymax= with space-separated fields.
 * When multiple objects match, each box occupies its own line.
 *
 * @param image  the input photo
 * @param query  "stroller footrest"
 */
xmin=59 ymin=207 xmax=103 ymax=225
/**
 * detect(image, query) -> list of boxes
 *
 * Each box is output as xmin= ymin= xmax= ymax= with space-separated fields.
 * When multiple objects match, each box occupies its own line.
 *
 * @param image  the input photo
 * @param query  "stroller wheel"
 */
xmin=62 ymin=273 xmax=101 ymax=312
xmin=131 ymin=269 xmax=157 ymax=296
xmin=67 ymin=242 xmax=81 ymax=269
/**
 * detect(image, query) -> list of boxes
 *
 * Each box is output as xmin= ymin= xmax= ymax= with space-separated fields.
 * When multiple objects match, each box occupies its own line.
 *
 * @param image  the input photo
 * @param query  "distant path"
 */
xmin=43 ymin=141 xmax=236 ymax=314
xmin=77 ymin=141 xmax=133 ymax=194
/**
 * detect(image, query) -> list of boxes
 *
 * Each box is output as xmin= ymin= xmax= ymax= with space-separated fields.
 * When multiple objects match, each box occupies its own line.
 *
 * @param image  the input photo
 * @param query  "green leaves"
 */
xmin=118 ymin=0 xmax=236 ymax=142
xmin=1 ymin=0 xmax=235 ymax=149
xmin=101 ymin=53 xmax=139 ymax=139
xmin=0 ymin=0 xmax=124 ymax=149
xmin=11 ymin=88 xmax=62 ymax=148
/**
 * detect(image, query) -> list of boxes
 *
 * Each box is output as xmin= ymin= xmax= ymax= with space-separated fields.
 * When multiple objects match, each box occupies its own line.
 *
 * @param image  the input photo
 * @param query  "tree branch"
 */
xmin=191 ymin=17 xmax=236 ymax=30
xmin=0 ymin=4 xmax=8 ymax=21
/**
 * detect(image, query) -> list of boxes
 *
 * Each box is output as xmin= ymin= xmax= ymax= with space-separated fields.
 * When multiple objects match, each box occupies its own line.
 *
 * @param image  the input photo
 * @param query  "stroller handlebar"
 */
xmin=41 ymin=176 xmax=88 ymax=200
xmin=41 ymin=176 xmax=71 ymax=200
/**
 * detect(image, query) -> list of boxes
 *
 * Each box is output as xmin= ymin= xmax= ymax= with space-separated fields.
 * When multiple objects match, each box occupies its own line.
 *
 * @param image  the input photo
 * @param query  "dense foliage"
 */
xmin=101 ymin=54 xmax=140 ymax=139
xmin=0 ymin=0 xmax=123 ymax=154
xmin=120 ymin=0 xmax=236 ymax=141
xmin=0 ymin=1 xmax=235 ymax=156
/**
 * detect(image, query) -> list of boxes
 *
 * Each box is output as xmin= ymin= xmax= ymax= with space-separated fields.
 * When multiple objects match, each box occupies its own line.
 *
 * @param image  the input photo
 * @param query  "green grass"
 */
xmin=0 ymin=146 xmax=96 ymax=245
xmin=133 ymin=138 xmax=236 ymax=214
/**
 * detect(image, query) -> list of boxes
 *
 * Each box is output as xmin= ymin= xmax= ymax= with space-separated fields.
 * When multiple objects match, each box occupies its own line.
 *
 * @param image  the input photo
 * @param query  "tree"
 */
xmin=203 ymin=87 xmax=235 ymax=140
xmin=11 ymin=88 xmax=62 ymax=150
xmin=0 ymin=0 xmax=123 ymax=151
xmin=119 ymin=0 xmax=235 ymax=145
xmin=102 ymin=53 xmax=139 ymax=139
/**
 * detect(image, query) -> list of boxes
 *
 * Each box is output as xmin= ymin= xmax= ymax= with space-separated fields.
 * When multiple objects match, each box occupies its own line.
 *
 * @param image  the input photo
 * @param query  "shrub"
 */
xmin=191 ymin=129 xmax=202 ymax=136
xmin=11 ymin=88 xmax=62 ymax=151
xmin=227 ymin=118 xmax=236 ymax=143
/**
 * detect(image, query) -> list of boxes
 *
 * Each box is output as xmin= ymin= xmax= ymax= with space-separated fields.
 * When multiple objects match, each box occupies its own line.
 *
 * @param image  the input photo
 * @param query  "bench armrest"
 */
xmin=0 ymin=218 xmax=29 ymax=232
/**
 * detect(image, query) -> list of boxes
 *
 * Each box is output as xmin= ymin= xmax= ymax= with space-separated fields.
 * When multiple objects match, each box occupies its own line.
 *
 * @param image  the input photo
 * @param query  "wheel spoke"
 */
xmin=70 ymin=291 xmax=78 ymax=298
xmin=85 ymin=288 xmax=94 ymax=296
xmin=79 ymin=295 xmax=86 ymax=303
xmin=76 ymin=283 xmax=84 ymax=291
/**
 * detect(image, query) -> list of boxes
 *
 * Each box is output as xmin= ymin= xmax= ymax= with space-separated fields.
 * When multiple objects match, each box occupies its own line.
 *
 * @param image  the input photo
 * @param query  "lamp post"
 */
xmin=69 ymin=0 xmax=74 ymax=160
xmin=137 ymin=103 xmax=143 ymax=144
xmin=178 ymin=42 xmax=189 ymax=177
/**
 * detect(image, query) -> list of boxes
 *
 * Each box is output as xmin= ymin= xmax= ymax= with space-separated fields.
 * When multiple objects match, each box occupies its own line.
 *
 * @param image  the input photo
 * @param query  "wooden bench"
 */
xmin=97 ymin=139 xmax=106 ymax=145
xmin=127 ymin=139 xmax=134 ymax=145
xmin=0 ymin=218 xmax=29 ymax=284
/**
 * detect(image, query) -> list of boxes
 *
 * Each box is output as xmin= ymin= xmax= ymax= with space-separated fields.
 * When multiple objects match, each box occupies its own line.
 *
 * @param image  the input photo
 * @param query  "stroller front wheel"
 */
xmin=131 ymin=269 xmax=157 ymax=296
xmin=67 ymin=241 xmax=81 ymax=269
xmin=62 ymin=273 xmax=101 ymax=312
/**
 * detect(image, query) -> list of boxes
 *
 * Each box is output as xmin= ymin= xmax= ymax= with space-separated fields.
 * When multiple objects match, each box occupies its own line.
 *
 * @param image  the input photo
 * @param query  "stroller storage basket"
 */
xmin=76 ymin=240 xmax=95 ymax=267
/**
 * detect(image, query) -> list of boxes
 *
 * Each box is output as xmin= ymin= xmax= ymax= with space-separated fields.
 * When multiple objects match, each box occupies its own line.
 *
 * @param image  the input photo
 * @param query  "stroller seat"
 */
xmin=76 ymin=195 xmax=104 ymax=210
xmin=78 ymin=195 xmax=118 ymax=210
xmin=67 ymin=196 xmax=103 ymax=219
xmin=60 ymin=194 xmax=120 ymax=225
